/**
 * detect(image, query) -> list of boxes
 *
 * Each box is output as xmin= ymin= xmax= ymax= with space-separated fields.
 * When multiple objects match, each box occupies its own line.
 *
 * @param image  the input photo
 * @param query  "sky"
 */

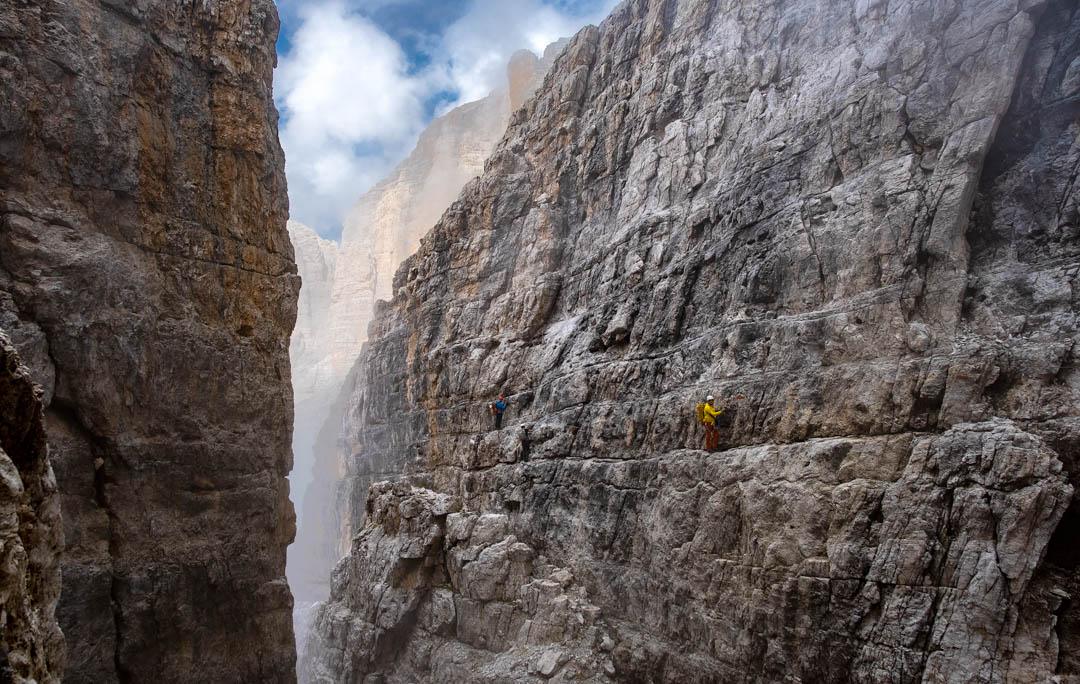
xmin=274 ymin=0 xmax=620 ymax=241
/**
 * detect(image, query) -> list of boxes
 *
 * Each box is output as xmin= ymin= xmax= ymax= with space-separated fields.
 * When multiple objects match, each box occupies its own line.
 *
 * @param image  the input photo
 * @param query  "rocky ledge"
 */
xmin=303 ymin=481 xmax=614 ymax=682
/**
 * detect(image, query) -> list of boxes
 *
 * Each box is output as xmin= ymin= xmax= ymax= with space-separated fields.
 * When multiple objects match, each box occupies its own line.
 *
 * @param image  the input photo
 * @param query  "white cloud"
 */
xmin=437 ymin=0 xmax=617 ymax=106
xmin=276 ymin=0 xmax=621 ymax=239
xmin=276 ymin=1 xmax=429 ymax=238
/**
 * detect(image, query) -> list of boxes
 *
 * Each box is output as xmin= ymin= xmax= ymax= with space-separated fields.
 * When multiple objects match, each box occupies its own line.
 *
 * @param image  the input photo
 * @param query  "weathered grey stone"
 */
xmin=308 ymin=0 xmax=1080 ymax=681
xmin=0 ymin=1 xmax=298 ymax=682
xmin=0 ymin=331 xmax=63 ymax=683
xmin=300 ymin=482 xmax=612 ymax=683
xmin=536 ymin=649 xmax=564 ymax=677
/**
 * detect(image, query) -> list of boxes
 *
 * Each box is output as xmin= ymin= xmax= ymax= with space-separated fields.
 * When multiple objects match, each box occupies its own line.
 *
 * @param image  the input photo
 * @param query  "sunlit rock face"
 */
xmin=303 ymin=0 xmax=1080 ymax=681
xmin=0 ymin=332 xmax=64 ymax=683
xmin=0 ymin=1 xmax=298 ymax=682
xmin=287 ymin=44 xmax=564 ymax=619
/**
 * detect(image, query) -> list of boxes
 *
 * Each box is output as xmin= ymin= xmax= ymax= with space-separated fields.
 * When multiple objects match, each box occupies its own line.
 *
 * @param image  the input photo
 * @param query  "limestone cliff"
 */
xmin=287 ymin=219 xmax=340 ymax=667
xmin=0 ymin=1 xmax=298 ymax=682
xmin=304 ymin=0 xmax=1080 ymax=681
xmin=0 ymin=332 xmax=63 ymax=683
xmin=290 ymin=221 xmax=340 ymax=417
xmin=289 ymin=43 xmax=565 ymax=611
xmin=288 ymin=220 xmax=338 ymax=525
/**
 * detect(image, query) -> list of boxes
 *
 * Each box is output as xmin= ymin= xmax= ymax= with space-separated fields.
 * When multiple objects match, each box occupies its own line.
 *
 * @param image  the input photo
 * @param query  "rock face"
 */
xmin=288 ymin=220 xmax=338 ymax=524
xmin=290 ymin=221 xmax=340 ymax=418
xmin=288 ymin=43 xmax=565 ymax=612
xmin=302 ymin=482 xmax=612 ymax=683
xmin=0 ymin=332 xmax=63 ymax=683
xmin=305 ymin=0 xmax=1080 ymax=681
xmin=0 ymin=1 xmax=298 ymax=682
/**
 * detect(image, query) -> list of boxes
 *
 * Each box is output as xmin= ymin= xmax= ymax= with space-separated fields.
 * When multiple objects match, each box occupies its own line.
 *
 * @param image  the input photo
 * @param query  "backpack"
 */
xmin=695 ymin=403 xmax=706 ymax=423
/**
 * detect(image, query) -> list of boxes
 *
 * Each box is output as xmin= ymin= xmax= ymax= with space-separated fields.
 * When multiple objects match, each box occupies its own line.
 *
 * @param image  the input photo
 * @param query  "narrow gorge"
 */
xmin=1 ymin=0 xmax=1078 ymax=683
xmin=301 ymin=0 xmax=1080 ymax=681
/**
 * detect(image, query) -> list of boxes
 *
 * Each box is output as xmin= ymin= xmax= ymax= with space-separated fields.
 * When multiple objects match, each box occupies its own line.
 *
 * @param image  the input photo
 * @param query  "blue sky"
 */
xmin=274 ymin=0 xmax=618 ymax=240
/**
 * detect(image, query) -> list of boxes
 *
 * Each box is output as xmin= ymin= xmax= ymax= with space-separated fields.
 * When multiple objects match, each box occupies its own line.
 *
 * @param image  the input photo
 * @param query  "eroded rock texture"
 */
xmin=0 ymin=332 xmax=63 ymax=683
xmin=306 ymin=0 xmax=1080 ymax=681
xmin=302 ymin=482 xmax=614 ymax=683
xmin=0 ymin=1 xmax=298 ymax=682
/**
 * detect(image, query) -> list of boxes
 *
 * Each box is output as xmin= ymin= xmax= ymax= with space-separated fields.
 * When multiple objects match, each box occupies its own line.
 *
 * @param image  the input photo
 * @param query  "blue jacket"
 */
xmin=494 ymin=400 xmax=507 ymax=413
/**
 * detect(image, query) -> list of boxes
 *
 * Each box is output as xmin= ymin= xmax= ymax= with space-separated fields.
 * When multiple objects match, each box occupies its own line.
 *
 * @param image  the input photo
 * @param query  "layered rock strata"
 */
xmin=0 ymin=1 xmax=298 ymax=682
xmin=289 ymin=43 xmax=564 ymax=609
xmin=305 ymin=0 xmax=1080 ymax=680
xmin=0 ymin=332 xmax=63 ymax=683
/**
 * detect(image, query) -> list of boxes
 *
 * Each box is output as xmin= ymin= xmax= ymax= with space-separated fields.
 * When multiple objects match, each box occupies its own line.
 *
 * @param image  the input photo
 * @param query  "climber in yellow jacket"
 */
xmin=701 ymin=395 xmax=723 ymax=452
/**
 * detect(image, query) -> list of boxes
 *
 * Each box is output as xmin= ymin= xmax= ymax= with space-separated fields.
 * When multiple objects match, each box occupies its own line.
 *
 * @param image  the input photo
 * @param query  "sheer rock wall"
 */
xmin=0 ymin=332 xmax=63 ymax=683
xmin=325 ymin=44 xmax=561 ymax=383
xmin=306 ymin=0 xmax=1080 ymax=681
xmin=288 ymin=219 xmax=338 ymax=528
xmin=290 ymin=220 xmax=340 ymax=422
xmin=0 ymin=1 xmax=298 ymax=682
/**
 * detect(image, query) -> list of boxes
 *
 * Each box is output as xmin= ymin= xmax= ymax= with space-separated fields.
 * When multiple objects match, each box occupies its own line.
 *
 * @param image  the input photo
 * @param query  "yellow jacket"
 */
xmin=702 ymin=403 xmax=723 ymax=425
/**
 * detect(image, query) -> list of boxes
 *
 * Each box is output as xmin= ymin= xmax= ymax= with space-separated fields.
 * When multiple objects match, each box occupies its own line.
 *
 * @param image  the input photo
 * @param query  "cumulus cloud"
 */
xmin=276 ymin=0 xmax=619 ymax=239
xmin=437 ymin=0 xmax=617 ymax=106
xmin=276 ymin=1 xmax=429 ymax=237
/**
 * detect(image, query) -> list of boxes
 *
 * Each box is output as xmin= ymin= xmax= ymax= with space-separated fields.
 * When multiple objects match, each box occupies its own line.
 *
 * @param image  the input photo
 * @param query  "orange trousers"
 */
xmin=704 ymin=423 xmax=719 ymax=451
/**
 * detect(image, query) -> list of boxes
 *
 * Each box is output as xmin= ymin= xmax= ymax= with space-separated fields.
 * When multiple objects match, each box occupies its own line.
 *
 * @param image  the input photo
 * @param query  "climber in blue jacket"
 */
xmin=489 ymin=395 xmax=508 ymax=430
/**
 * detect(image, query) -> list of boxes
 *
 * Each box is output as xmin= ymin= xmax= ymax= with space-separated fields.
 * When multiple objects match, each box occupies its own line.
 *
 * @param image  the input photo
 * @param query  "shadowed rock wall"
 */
xmin=305 ymin=0 xmax=1080 ymax=681
xmin=0 ymin=1 xmax=298 ymax=681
